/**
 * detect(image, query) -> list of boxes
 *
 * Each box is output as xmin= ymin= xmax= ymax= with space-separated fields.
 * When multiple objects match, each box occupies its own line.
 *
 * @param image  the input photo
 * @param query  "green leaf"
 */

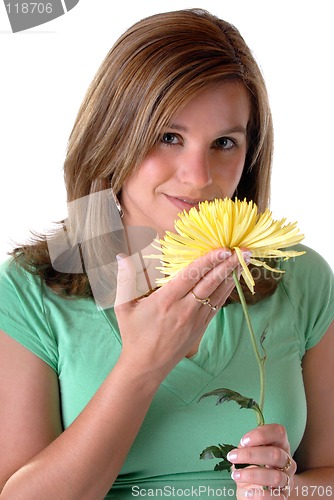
xmin=214 ymin=460 xmax=232 ymax=472
xmin=200 ymin=445 xmax=223 ymax=460
xmin=260 ymin=324 xmax=269 ymax=360
xmin=200 ymin=443 xmax=236 ymax=472
xmin=199 ymin=388 xmax=258 ymax=411
xmin=200 ymin=443 xmax=235 ymax=461
xmin=198 ymin=387 xmax=265 ymax=427
xmin=260 ymin=324 xmax=268 ymax=346
xmin=200 ymin=443 xmax=249 ymax=472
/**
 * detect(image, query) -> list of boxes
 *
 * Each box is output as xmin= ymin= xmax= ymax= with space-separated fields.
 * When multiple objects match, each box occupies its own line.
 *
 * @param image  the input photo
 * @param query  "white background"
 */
xmin=0 ymin=0 xmax=333 ymax=268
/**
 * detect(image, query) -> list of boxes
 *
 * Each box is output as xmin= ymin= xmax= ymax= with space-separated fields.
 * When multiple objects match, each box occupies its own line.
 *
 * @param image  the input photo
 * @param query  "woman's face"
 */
xmin=121 ymin=82 xmax=250 ymax=238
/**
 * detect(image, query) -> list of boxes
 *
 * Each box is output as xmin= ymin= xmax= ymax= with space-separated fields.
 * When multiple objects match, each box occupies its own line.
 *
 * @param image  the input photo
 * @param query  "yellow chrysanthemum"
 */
xmin=153 ymin=197 xmax=305 ymax=294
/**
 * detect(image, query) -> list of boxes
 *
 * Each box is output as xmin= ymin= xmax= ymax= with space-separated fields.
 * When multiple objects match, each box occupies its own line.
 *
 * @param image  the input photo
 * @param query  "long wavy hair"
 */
xmin=11 ymin=8 xmax=279 ymax=304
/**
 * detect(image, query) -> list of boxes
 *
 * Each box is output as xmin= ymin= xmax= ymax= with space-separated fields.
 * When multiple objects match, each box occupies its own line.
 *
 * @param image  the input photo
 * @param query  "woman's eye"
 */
xmin=214 ymin=137 xmax=236 ymax=150
xmin=161 ymin=133 xmax=179 ymax=145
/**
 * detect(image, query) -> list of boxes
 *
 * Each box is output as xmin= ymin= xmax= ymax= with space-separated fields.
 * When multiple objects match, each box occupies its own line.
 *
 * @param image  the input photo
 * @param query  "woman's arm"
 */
xmin=291 ymin=320 xmax=334 ymax=496
xmin=0 ymin=248 xmax=241 ymax=499
xmin=0 ymin=330 xmax=63 ymax=491
xmin=0 ymin=337 xmax=163 ymax=499
xmin=228 ymin=320 xmax=334 ymax=499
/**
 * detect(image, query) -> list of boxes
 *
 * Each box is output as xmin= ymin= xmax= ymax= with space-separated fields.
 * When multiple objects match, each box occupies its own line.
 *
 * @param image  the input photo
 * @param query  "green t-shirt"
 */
xmin=0 ymin=244 xmax=333 ymax=499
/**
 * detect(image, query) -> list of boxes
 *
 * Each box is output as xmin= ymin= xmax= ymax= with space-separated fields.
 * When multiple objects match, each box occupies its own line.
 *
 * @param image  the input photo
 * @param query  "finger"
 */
xmin=232 ymin=466 xmax=289 ymax=493
xmin=189 ymin=266 xmax=239 ymax=316
xmin=185 ymin=252 xmax=240 ymax=317
xmin=227 ymin=446 xmax=295 ymax=471
xmin=239 ymin=424 xmax=290 ymax=451
xmin=205 ymin=260 xmax=245 ymax=310
xmin=114 ymin=253 xmax=137 ymax=307
xmin=191 ymin=251 xmax=240 ymax=302
xmin=194 ymin=249 xmax=250 ymax=312
xmin=159 ymin=248 xmax=233 ymax=302
xmin=237 ymin=484 xmax=285 ymax=499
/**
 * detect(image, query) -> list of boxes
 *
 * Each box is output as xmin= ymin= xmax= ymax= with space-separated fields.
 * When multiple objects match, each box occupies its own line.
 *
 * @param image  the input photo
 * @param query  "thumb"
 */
xmin=114 ymin=253 xmax=137 ymax=307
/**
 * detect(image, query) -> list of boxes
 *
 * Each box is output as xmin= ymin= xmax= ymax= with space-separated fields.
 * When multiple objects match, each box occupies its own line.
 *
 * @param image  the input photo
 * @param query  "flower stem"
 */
xmin=232 ymin=271 xmax=266 ymax=426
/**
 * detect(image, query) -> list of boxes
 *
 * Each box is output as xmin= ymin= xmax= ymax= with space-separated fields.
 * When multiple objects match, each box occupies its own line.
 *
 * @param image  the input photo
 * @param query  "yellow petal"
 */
xmin=234 ymin=247 xmax=255 ymax=294
xmin=145 ymin=197 xmax=305 ymax=294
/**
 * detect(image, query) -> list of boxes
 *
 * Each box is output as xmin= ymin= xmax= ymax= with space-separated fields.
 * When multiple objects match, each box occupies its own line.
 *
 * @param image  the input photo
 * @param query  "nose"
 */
xmin=177 ymin=149 xmax=213 ymax=188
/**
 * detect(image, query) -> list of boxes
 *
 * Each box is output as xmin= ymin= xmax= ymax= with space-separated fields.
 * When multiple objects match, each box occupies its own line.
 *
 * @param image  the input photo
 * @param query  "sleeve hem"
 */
xmin=0 ymin=314 xmax=58 ymax=372
xmin=305 ymin=316 xmax=334 ymax=350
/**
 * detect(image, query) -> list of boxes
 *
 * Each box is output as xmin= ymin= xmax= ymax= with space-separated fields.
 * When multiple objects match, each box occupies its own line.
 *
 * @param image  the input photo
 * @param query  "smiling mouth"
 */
xmin=165 ymin=194 xmax=215 ymax=210
xmin=174 ymin=195 xmax=215 ymax=203
xmin=176 ymin=198 xmax=201 ymax=205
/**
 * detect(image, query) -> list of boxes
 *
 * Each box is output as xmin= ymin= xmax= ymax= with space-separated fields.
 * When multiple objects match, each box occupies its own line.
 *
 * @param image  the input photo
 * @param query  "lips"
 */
xmin=165 ymin=194 xmax=214 ymax=211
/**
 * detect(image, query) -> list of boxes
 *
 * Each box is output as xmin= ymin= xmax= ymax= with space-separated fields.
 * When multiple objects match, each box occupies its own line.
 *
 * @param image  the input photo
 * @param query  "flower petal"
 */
xmin=234 ymin=246 xmax=255 ymax=294
xmin=145 ymin=197 xmax=305 ymax=294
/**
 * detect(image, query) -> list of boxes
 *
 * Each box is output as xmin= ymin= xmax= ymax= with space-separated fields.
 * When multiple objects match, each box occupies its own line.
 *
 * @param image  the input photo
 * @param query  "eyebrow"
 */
xmin=168 ymin=123 xmax=188 ymax=132
xmin=168 ymin=123 xmax=247 ymax=135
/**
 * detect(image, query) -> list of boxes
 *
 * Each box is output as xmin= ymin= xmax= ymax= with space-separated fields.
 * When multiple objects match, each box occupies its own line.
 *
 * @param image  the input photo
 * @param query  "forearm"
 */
xmin=289 ymin=468 xmax=334 ymax=499
xmin=1 ymin=354 xmax=161 ymax=500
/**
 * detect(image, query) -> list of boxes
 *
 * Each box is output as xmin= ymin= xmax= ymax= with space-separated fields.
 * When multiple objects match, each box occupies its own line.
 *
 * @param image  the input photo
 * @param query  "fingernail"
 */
xmin=231 ymin=470 xmax=241 ymax=481
xmin=227 ymin=451 xmax=237 ymax=461
xmin=240 ymin=436 xmax=251 ymax=447
xmin=245 ymin=490 xmax=254 ymax=498
xmin=242 ymin=251 xmax=252 ymax=263
xmin=219 ymin=250 xmax=232 ymax=260
xmin=116 ymin=254 xmax=126 ymax=267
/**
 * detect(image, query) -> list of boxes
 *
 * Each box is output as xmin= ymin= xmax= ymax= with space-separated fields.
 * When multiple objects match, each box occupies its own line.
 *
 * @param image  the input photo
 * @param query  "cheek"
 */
xmin=232 ymin=148 xmax=247 ymax=182
xmin=212 ymin=155 xmax=246 ymax=198
xmin=217 ymin=154 xmax=246 ymax=184
xmin=122 ymin=159 xmax=160 ymax=194
xmin=134 ymin=153 xmax=171 ymax=185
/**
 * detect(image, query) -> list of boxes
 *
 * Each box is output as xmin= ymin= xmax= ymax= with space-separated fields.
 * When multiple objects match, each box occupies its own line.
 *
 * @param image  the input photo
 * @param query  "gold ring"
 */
xmin=278 ymin=474 xmax=290 ymax=495
xmin=276 ymin=454 xmax=292 ymax=473
xmin=270 ymin=474 xmax=290 ymax=497
xmin=191 ymin=291 xmax=218 ymax=311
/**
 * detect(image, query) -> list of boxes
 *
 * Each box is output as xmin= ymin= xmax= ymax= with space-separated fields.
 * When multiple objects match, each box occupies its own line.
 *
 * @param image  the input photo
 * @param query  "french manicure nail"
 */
xmin=231 ymin=470 xmax=241 ymax=480
xmin=227 ymin=451 xmax=237 ymax=461
xmin=240 ymin=436 xmax=251 ymax=447
xmin=116 ymin=254 xmax=126 ymax=267
xmin=219 ymin=250 xmax=232 ymax=260
xmin=242 ymin=251 xmax=252 ymax=263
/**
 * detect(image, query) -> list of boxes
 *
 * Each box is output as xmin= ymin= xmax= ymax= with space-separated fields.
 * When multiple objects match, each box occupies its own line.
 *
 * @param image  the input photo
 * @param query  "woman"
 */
xmin=0 ymin=9 xmax=333 ymax=499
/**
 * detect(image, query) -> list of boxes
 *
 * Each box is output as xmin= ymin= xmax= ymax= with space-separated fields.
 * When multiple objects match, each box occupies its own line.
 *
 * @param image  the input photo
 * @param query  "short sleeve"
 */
xmin=0 ymin=259 xmax=58 ymax=371
xmin=280 ymin=245 xmax=334 ymax=351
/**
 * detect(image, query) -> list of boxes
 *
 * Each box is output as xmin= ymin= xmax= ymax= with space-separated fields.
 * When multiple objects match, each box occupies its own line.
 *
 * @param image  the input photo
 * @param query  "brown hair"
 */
xmin=11 ymin=8 xmax=279 ymax=303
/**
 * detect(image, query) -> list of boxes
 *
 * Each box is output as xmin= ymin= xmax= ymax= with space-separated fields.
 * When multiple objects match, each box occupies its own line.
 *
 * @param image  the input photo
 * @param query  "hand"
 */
xmin=114 ymin=248 xmax=247 ymax=381
xmin=228 ymin=424 xmax=297 ymax=498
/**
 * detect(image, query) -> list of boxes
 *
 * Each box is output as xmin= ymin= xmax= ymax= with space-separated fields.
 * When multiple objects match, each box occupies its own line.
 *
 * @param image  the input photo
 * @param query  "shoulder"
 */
xmin=281 ymin=243 xmax=332 ymax=277
xmin=280 ymin=244 xmax=333 ymax=298
xmin=0 ymin=257 xmax=59 ymax=370
xmin=0 ymin=256 xmax=35 ymax=279
xmin=0 ymin=256 xmax=44 ymax=299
